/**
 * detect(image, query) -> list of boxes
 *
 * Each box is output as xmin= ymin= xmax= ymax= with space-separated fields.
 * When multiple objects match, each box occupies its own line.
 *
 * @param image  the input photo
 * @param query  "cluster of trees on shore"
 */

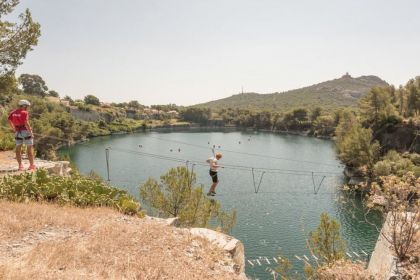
xmin=180 ymin=106 xmax=337 ymax=137
xmin=335 ymin=77 xmax=420 ymax=176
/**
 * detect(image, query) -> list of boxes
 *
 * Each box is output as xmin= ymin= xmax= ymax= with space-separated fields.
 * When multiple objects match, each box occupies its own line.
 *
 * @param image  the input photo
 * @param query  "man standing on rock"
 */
xmin=8 ymin=100 xmax=36 ymax=171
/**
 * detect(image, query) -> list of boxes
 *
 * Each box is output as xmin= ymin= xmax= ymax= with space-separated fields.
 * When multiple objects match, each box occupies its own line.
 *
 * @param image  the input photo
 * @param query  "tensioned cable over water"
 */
xmin=146 ymin=135 xmax=342 ymax=168
xmin=108 ymin=146 xmax=342 ymax=177
xmin=106 ymin=147 xmax=343 ymax=195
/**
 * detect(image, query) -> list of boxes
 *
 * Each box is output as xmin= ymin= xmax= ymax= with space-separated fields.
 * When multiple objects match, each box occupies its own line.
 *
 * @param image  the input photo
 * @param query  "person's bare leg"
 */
xmin=15 ymin=145 xmax=22 ymax=167
xmin=209 ymin=182 xmax=218 ymax=193
xmin=27 ymin=145 xmax=34 ymax=167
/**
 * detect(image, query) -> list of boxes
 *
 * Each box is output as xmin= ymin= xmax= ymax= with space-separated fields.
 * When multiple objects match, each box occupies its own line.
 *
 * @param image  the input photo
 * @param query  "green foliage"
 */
xmin=308 ymin=213 xmax=346 ymax=264
xmin=0 ymin=74 xmax=19 ymax=104
xmin=310 ymin=107 xmax=322 ymax=121
xmin=312 ymin=115 xmax=336 ymax=137
xmin=274 ymin=253 xmax=296 ymax=279
xmin=359 ymin=86 xmax=399 ymax=128
xmin=336 ymin=115 xmax=380 ymax=170
xmin=18 ymin=74 xmax=48 ymax=96
xmin=406 ymin=77 xmax=420 ymax=117
xmin=128 ymin=100 xmax=140 ymax=109
xmin=140 ymin=166 xmax=236 ymax=232
xmin=282 ymin=108 xmax=311 ymax=130
xmin=0 ymin=131 xmax=15 ymax=150
xmin=0 ymin=169 xmax=141 ymax=215
xmin=180 ymin=107 xmax=211 ymax=125
xmin=373 ymin=150 xmax=420 ymax=177
xmin=48 ymin=90 xmax=59 ymax=97
xmin=150 ymin=104 xmax=178 ymax=112
xmin=0 ymin=0 xmax=41 ymax=74
xmin=84 ymin=94 xmax=100 ymax=106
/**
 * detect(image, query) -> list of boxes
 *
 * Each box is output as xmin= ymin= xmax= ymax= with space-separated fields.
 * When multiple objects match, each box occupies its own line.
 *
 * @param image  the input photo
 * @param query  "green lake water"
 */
xmin=61 ymin=130 xmax=381 ymax=279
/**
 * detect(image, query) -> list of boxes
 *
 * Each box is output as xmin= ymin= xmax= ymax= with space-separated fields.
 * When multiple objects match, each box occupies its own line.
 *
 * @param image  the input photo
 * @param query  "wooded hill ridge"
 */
xmin=195 ymin=75 xmax=388 ymax=111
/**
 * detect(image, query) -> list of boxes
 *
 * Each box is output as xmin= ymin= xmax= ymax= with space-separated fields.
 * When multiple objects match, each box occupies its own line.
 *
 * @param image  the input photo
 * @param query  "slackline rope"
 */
xmin=147 ymin=135 xmax=342 ymax=168
xmin=106 ymin=147 xmax=339 ymax=194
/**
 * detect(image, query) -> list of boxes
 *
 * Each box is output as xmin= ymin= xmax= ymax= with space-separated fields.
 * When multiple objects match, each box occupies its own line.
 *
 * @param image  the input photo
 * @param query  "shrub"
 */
xmin=368 ymin=173 xmax=420 ymax=261
xmin=308 ymin=213 xmax=346 ymax=264
xmin=140 ymin=166 xmax=236 ymax=232
xmin=373 ymin=150 xmax=420 ymax=177
xmin=0 ymin=169 xmax=141 ymax=215
xmin=0 ymin=131 xmax=14 ymax=151
xmin=336 ymin=122 xmax=380 ymax=170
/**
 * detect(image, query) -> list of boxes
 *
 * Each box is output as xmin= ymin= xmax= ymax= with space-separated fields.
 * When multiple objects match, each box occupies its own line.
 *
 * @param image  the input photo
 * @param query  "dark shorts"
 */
xmin=209 ymin=170 xmax=218 ymax=183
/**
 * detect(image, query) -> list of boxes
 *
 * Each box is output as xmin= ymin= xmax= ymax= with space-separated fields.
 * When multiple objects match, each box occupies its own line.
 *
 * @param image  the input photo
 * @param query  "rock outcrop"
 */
xmin=0 ymin=151 xmax=71 ymax=177
xmin=189 ymin=228 xmax=247 ymax=279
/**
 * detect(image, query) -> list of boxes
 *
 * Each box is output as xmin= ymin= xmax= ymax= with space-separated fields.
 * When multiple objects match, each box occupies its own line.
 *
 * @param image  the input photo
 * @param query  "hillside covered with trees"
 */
xmin=195 ymin=74 xmax=388 ymax=112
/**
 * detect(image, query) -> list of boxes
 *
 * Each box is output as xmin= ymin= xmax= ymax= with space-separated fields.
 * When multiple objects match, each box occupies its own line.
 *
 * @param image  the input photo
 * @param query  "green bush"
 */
xmin=373 ymin=150 xmax=420 ymax=177
xmin=0 ymin=169 xmax=141 ymax=215
xmin=0 ymin=131 xmax=15 ymax=151
xmin=140 ymin=166 xmax=236 ymax=232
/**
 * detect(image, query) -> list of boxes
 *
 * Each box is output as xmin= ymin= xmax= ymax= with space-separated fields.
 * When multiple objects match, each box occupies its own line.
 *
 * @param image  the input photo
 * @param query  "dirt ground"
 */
xmin=0 ymin=201 xmax=243 ymax=280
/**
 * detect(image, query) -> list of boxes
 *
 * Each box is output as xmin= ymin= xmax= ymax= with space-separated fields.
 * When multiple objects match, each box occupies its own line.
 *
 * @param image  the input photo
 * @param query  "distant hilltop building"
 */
xmin=341 ymin=72 xmax=352 ymax=79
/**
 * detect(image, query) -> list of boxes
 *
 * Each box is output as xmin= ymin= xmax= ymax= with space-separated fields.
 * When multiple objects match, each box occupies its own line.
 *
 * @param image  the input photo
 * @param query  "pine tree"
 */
xmin=308 ymin=213 xmax=346 ymax=264
xmin=140 ymin=166 xmax=236 ymax=231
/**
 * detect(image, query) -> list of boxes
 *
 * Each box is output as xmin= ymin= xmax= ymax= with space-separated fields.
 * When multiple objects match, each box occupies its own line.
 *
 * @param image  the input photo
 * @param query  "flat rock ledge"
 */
xmin=0 ymin=151 xmax=71 ymax=177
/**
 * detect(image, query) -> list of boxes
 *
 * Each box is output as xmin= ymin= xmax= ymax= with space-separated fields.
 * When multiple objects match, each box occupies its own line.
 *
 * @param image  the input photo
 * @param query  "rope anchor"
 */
xmin=251 ymin=168 xmax=266 ymax=193
xmin=311 ymin=172 xmax=326 ymax=194
xmin=105 ymin=147 xmax=111 ymax=183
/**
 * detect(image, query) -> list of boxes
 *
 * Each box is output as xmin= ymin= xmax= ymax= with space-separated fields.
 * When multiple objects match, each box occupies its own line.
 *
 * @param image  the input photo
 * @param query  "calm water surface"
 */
xmin=62 ymin=130 xmax=381 ymax=279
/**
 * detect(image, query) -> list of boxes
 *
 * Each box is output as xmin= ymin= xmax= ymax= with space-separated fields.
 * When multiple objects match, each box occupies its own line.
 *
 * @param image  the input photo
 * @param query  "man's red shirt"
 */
xmin=8 ymin=108 xmax=29 ymax=130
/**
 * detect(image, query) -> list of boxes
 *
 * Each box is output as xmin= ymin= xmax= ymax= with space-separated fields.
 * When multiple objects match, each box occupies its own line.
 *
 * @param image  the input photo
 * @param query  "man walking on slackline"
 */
xmin=206 ymin=153 xmax=223 ymax=196
xmin=8 ymin=100 xmax=36 ymax=171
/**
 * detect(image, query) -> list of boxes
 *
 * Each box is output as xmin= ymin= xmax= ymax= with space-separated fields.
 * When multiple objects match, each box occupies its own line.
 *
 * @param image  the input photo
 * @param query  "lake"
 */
xmin=61 ymin=129 xmax=381 ymax=279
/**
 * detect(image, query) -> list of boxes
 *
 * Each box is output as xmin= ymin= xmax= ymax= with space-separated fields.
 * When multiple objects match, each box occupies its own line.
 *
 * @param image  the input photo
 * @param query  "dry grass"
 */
xmin=398 ymin=229 xmax=420 ymax=279
xmin=0 ymin=201 xmax=243 ymax=280
xmin=315 ymin=260 xmax=372 ymax=280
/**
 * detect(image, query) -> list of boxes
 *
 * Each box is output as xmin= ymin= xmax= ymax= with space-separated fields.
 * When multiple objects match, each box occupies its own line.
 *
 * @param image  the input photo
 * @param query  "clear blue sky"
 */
xmin=14 ymin=0 xmax=420 ymax=105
